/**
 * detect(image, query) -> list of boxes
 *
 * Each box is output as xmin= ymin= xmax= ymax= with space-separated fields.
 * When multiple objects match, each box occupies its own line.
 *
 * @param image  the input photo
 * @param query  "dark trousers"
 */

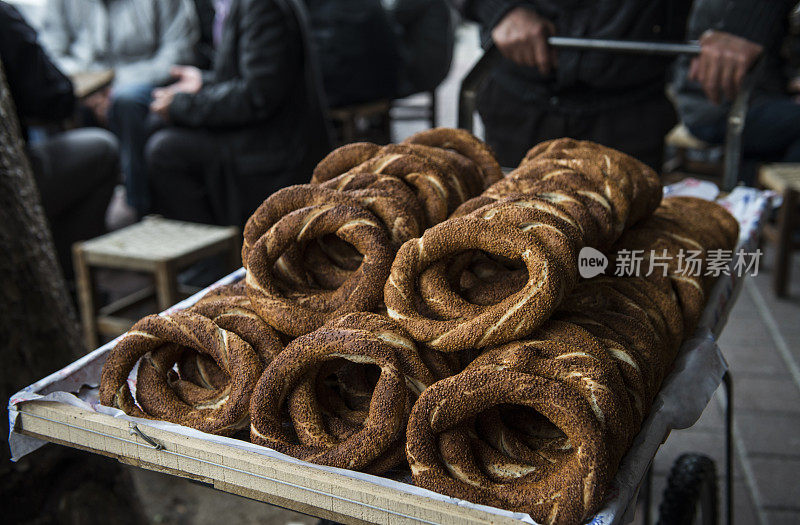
xmin=107 ymin=83 xmax=154 ymax=216
xmin=689 ymin=96 xmax=800 ymax=185
xmin=146 ymin=127 xmax=304 ymax=229
xmin=477 ymin=78 xmax=676 ymax=171
xmin=146 ymin=128 xmax=222 ymax=225
xmin=27 ymin=128 xmax=119 ymax=277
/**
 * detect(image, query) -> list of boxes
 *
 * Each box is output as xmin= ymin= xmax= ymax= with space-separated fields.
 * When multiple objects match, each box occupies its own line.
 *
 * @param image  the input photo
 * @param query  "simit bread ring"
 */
xmin=284 ymin=313 xmax=438 ymax=473
xmin=99 ymin=311 xmax=263 ymax=435
xmin=403 ymin=127 xmax=503 ymax=187
xmin=406 ymin=367 xmax=611 ymax=525
xmin=320 ymin=171 xmax=426 ymax=241
xmin=523 ymin=138 xmax=662 ymax=227
xmin=348 ymin=152 xmax=455 ymax=226
xmin=157 ymin=282 xmax=284 ymax=399
xmin=385 ymin=216 xmax=561 ymax=351
xmin=245 ymin=200 xmax=393 ymax=336
xmin=310 ymin=142 xmax=381 ymax=185
xmin=416 ymin=197 xmax=583 ymax=321
xmin=380 ymin=143 xmax=486 ymax=201
xmin=320 ymin=172 xmax=424 ymax=245
xmin=250 ymin=321 xmax=415 ymax=471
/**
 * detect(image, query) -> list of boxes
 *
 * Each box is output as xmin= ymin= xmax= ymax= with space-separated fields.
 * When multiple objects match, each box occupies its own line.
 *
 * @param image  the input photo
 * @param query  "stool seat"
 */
xmin=80 ymin=216 xmax=237 ymax=270
xmin=665 ymin=123 xmax=711 ymax=150
xmin=328 ymin=100 xmax=391 ymax=121
xmin=328 ymin=100 xmax=392 ymax=144
xmin=73 ymin=216 xmax=240 ymax=348
xmin=759 ymin=163 xmax=800 ymax=193
xmin=758 ymin=164 xmax=800 ymax=297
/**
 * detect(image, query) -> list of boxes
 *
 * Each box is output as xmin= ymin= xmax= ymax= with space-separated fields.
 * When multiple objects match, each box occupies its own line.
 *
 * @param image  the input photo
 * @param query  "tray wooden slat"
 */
xmin=16 ymin=400 xmax=518 ymax=525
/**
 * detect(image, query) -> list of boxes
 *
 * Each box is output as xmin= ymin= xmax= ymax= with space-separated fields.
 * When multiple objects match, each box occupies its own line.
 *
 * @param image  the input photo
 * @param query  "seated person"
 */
xmin=0 ymin=1 xmax=119 ymax=278
xmin=146 ymin=0 xmax=330 ymax=229
xmin=672 ymin=0 xmax=797 ymax=184
xmin=40 ymin=0 xmax=199 ymax=217
xmin=307 ymin=0 xmax=400 ymax=108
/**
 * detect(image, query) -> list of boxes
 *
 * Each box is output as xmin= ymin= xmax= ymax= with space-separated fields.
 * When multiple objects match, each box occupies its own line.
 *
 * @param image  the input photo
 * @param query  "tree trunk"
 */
xmin=0 ymin=59 xmax=85 ymax=460
xmin=1 ymin=59 xmax=147 ymax=524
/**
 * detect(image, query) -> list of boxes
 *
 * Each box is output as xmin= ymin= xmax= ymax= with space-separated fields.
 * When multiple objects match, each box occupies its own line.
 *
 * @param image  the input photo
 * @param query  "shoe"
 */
xmin=105 ymin=185 xmax=138 ymax=231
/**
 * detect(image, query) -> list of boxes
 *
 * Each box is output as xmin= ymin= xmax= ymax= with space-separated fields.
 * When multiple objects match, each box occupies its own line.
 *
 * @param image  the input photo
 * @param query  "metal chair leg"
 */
xmin=722 ymin=371 xmax=733 ymax=525
xmin=643 ymin=463 xmax=654 ymax=525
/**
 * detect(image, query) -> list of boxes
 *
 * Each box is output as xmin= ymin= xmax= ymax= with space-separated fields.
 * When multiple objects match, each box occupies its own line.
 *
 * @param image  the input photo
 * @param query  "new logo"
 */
xmin=578 ymin=247 xmax=608 ymax=279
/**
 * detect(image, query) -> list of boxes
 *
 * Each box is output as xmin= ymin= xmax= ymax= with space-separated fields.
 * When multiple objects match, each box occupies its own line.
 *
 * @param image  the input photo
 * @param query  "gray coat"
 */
xmin=40 ymin=0 xmax=199 ymax=87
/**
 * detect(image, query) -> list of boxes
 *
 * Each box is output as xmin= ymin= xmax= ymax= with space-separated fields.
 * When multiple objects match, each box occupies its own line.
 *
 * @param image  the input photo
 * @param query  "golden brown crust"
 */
xmin=384 ymin=216 xmax=561 ymax=351
xmin=403 ymin=127 xmax=503 ymax=188
xmin=99 ymin=311 xmax=264 ymax=435
xmin=310 ymin=142 xmax=382 ymax=185
xmin=249 ymin=313 xmax=438 ymax=473
xmin=245 ymin=200 xmax=393 ymax=336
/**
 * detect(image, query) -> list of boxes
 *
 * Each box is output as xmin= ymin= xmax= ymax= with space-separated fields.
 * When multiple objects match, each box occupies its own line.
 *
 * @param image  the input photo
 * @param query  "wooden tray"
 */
xmin=15 ymin=401 xmax=514 ymax=525
xmin=10 ymin=186 xmax=771 ymax=525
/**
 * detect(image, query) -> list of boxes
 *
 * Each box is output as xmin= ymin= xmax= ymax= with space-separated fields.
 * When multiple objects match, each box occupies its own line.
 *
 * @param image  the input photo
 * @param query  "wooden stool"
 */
xmin=758 ymin=164 xmax=800 ymax=297
xmin=663 ymin=123 xmax=723 ymax=179
xmin=328 ymin=100 xmax=392 ymax=144
xmin=72 ymin=216 xmax=240 ymax=348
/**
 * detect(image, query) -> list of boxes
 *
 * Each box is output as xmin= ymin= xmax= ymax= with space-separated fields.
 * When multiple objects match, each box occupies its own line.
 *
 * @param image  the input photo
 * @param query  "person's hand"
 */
xmin=152 ymin=65 xmax=203 ymax=100
xmin=150 ymin=90 xmax=175 ymax=121
xmin=789 ymin=76 xmax=800 ymax=94
xmin=491 ymin=7 xmax=557 ymax=75
xmin=168 ymin=65 xmax=203 ymax=94
xmin=789 ymin=77 xmax=800 ymax=103
xmin=83 ymin=87 xmax=111 ymax=125
xmin=690 ymin=30 xmax=763 ymax=104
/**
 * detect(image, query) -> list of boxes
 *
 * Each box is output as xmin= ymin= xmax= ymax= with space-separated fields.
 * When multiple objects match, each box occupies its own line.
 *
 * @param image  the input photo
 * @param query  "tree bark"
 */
xmin=0 ymin=59 xmax=84 ymax=457
xmin=1 ymin=58 xmax=147 ymax=525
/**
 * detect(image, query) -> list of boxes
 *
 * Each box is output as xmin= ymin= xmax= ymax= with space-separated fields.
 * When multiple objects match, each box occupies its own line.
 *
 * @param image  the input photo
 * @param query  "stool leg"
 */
xmin=72 ymin=244 xmax=98 ymax=349
xmin=154 ymin=260 xmax=179 ymax=311
xmin=774 ymin=188 xmax=797 ymax=297
xmin=343 ymin=116 xmax=355 ymax=144
xmin=227 ymin=236 xmax=242 ymax=271
xmin=429 ymin=90 xmax=437 ymax=128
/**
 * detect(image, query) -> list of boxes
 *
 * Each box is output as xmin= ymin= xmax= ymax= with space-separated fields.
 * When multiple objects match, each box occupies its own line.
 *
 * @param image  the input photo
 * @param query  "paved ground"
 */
xmin=631 ymin=248 xmax=800 ymax=525
xmin=118 ymin=23 xmax=799 ymax=525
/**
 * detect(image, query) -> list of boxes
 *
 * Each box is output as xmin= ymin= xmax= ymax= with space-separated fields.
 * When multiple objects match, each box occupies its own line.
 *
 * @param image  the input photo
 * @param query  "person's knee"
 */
xmin=67 ymin=128 xmax=120 ymax=184
xmin=86 ymin=128 xmax=119 ymax=173
xmin=90 ymin=128 xmax=120 ymax=160
xmin=108 ymin=83 xmax=153 ymax=120
xmin=144 ymin=130 xmax=176 ymax=170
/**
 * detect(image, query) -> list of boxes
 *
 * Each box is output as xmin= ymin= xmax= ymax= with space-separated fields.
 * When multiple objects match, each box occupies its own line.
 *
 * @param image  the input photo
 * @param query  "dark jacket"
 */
xmin=672 ymin=0 xmax=793 ymax=132
xmin=167 ymin=0 xmax=330 ymax=225
xmin=457 ymin=0 xmax=790 ymax=114
xmin=389 ymin=0 xmax=454 ymax=97
xmin=307 ymin=0 xmax=400 ymax=107
xmin=0 ymin=1 xmax=74 ymax=125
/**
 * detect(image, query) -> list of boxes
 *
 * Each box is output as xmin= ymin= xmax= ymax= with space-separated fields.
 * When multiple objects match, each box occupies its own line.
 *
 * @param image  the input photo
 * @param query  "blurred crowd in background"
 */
xmin=1 ymin=0 xmax=799 ymax=285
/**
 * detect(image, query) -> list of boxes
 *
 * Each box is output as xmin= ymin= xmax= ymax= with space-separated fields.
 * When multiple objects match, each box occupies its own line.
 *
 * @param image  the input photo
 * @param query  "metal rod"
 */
xmin=722 ymin=371 xmax=733 ymax=525
xmin=458 ymin=39 xmax=761 ymax=184
xmin=458 ymin=39 xmax=702 ymax=132
xmin=548 ymin=37 xmax=701 ymax=56
xmin=723 ymin=57 xmax=765 ymax=191
xmin=129 ymin=422 xmax=165 ymax=450
xmin=458 ymin=46 xmax=500 ymax=132
xmin=643 ymin=464 xmax=654 ymax=525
